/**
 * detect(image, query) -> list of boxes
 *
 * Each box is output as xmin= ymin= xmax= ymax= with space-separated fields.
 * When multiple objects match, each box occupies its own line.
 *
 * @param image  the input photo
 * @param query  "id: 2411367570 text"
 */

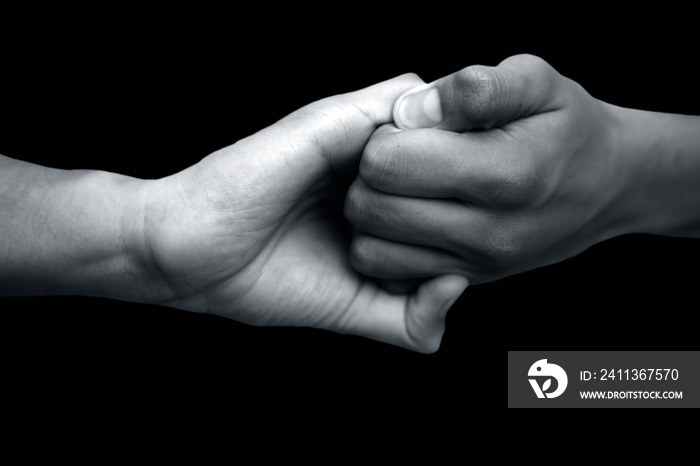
xmin=580 ymin=369 xmax=679 ymax=381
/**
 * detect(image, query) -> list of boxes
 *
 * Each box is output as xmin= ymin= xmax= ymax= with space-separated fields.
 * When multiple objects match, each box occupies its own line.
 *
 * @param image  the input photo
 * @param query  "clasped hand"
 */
xmin=3 ymin=53 xmax=698 ymax=352
xmin=5 ymin=54 xmax=684 ymax=353
xmin=140 ymin=54 xmax=643 ymax=352
xmin=346 ymin=54 xmax=622 ymax=285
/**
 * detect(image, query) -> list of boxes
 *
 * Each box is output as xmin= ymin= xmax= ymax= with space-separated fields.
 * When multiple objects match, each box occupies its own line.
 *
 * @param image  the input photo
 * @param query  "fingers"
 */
xmin=358 ymin=124 xmax=465 ymax=199
xmin=360 ymin=124 xmax=542 ymax=209
xmin=345 ymin=175 xmax=530 ymax=284
xmin=344 ymin=177 xmax=469 ymax=249
xmin=211 ymin=73 xmax=425 ymax=210
xmin=393 ymin=54 xmax=562 ymax=132
xmin=350 ymin=233 xmax=468 ymax=280
xmin=278 ymin=72 xmax=426 ymax=173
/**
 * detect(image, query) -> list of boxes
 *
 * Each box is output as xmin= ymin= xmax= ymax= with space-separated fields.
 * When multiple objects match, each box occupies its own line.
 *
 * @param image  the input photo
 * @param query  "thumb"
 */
xmin=347 ymin=274 xmax=468 ymax=353
xmin=392 ymin=54 xmax=562 ymax=132
xmin=403 ymin=274 xmax=469 ymax=354
xmin=273 ymin=73 xmax=425 ymax=173
xmin=208 ymin=73 xmax=424 ymax=209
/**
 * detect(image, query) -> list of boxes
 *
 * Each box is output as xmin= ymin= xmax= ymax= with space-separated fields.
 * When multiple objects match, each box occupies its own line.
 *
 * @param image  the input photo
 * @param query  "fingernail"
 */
xmin=394 ymin=85 xmax=443 ymax=129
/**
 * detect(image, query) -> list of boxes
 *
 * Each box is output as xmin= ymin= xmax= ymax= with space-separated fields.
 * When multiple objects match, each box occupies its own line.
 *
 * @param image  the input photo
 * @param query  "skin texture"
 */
xmin=0 ymin=74 xmax=468 ymax=354
xmin=345 ymin=54 xmax=700 ymax=284
xmin=2 ymin=54 xmax=699 ymax=353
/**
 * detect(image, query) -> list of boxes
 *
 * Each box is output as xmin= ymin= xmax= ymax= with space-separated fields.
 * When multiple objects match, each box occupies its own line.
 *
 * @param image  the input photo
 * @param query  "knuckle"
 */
xmin=484 ymin=156 xmax=547 ymax=210
xmin=455 ymin=65 xmax=500 ymax=126
xmin=359 ymin=138 xmax=400 ymax=189
xmin=349 ymin=235 xmax=383 ymax=277
xmin=479 ymin=224 xmax=526 ymax=272
xmin=344 ymin=180 xmax=384 ymax=233
xmin=503 ymin=54 xmax=555 ymax=80
xmin=507 ymin=171 xmax=544 ymax=209
xmin=457 ymin=63 xmax=541 ymax=129
xmin=503 ymin=53 xmax=558 ymax=98
xmin=504 ymin=53 xmax=550 ymax=69
xmin=455 ymin=215 xmax=525 ymax=274
xmin=343 ymin=181 xmax=367 ymax=227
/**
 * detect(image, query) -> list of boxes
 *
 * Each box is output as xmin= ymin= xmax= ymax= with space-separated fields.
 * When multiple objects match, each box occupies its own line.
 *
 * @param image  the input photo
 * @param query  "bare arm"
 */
xmin=612 ymin=108 xmax=700 ymax=238
xmin=0 ymin=73 xmax=468 ymax=353
xmin=0 ymin=155 xmax=154 ymax=301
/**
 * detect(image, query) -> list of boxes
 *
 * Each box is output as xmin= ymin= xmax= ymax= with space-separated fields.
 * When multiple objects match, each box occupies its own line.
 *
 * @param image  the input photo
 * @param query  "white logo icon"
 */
xmin=528 ymin=359 xmax=568 ymax=398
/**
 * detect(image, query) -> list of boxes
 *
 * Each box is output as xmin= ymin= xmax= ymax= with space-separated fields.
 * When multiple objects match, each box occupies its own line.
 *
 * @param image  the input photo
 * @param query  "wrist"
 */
xmin=609 ymin=105 xmax=700 ymax=238
xmin=54 ymin=170 xmax=157 ymax=302
xmin=0 ymin=165 xmax=161 ymax=303
xmin=600 ymin=103 xmax=649 ymax=238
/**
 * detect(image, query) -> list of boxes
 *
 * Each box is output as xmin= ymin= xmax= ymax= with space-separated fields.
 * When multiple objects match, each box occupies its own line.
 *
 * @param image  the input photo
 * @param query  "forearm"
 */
xmin=0 ymin=155 xmax=154 ymax=301
xmin=611 ymin=106 xmax=700 ymax=238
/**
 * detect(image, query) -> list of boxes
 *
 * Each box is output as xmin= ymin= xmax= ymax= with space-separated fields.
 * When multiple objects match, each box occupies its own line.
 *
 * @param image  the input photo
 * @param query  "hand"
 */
xmin=141 ymin=75 xmax=468 ymax=353
xmin=344 ymin=54 xmax=646 ymax=284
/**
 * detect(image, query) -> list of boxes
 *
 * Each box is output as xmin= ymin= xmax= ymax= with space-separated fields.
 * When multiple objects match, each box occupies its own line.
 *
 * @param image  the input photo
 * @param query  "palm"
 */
xmin=218 ymin=189 xmax=370 ymax=328
xmin=144 ymin=74 xmax=467 ymax=352
xmin=151 ymin=173 xmax=409 ymax=344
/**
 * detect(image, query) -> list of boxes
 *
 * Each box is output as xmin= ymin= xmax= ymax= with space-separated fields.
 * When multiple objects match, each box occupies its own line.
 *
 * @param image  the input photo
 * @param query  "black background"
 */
xmin=1 ymin=8 xmax=698 ymax=414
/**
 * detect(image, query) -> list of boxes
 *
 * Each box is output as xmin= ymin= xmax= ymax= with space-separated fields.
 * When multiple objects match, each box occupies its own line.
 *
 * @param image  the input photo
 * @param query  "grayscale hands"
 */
xmin=346 ymin=54 xmax=700 ymax=285
xmin=142 ymin=74 xmax=468 ymax=352
xmin=0 ymin=74 xmax=468 ymax=353
xmin=4 ymin=54 xmax=698 ymax=352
